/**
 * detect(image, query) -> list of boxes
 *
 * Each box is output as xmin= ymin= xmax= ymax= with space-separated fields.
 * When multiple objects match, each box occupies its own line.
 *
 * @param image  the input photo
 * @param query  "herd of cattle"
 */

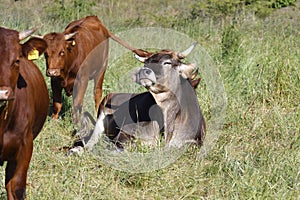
xmin=0 ymin=16 xmax=206 ymax=199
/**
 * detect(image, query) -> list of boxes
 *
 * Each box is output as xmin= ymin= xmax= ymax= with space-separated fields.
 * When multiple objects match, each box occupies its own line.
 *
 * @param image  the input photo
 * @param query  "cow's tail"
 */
xmin=108 ymin=31 xmax=151 ymax=57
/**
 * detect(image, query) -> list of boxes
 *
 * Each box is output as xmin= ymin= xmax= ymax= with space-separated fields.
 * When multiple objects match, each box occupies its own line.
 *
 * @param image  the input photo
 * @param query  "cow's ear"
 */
xmin=66 ymin=39 xmax=76 ymax=52
xmin=66 ymin=39 xmax=76 ymax=47
xmin=22 ymin=37 xmax=47 ymax=60
xmin=178 ymin=63 xmax=198 ymax=79
xmin=190 ymin=77 xmax=201 ymax=89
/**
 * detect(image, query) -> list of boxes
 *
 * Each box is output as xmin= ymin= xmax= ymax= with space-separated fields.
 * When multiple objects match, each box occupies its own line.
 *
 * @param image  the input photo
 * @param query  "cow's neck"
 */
xmin=177 ymin=78 xmax=200 ymax=126
xmin=150 ymin=90 xmax=180 ymax=143
xmin=171 ymin=79 xmax=201 ymax=147
xmin=60 ymin=51 xmax=79 ymax=89
xmin=65 ymin=46 xmax=79 ymax=74
xmin=156 ymin=79 xmax=200 ymax=147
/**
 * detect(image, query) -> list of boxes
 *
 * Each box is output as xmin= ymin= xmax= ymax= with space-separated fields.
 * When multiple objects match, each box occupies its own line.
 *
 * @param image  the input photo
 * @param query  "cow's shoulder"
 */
xmin=65 ymin=15 xmax=105 ymax=35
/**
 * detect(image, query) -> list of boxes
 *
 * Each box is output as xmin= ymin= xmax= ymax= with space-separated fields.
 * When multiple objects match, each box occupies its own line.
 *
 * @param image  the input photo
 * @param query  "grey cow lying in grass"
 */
xmin=69 ymin=43 xmax=206 ymax=154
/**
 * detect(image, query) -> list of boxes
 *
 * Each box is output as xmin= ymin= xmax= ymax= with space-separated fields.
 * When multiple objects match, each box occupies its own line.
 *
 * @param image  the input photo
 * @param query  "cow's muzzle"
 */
xmin=0 ymin=87 xmax=14 ymax=100
xmin=136 ymin=67 xmax=156 ymax=87
xmin=47 ymin=69 xmax=61 ymax=77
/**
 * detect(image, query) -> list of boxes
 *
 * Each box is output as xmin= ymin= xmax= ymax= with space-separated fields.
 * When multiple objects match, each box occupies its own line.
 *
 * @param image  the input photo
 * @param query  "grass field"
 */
xmin=0 ymin=0 xmax=299 ymax=199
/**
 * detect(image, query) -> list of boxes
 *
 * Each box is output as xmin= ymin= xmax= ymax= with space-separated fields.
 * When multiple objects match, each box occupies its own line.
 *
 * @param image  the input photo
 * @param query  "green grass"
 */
xmin=0 ymin=0 xmax=299 ymax=199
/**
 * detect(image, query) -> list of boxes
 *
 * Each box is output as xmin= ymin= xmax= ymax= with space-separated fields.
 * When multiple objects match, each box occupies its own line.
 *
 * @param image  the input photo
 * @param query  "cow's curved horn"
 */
xmin=31 ymin=34 xmax=43 ymax=39
xmin=64 ymin=32 xmax=77 ymax=40
xmin=134 ymin=54 xmax=147 ymax=63
xmin=177 ymin=42 xmax=198 ymax=59
xmin=19 ymin=27 xmax=37 ymax=40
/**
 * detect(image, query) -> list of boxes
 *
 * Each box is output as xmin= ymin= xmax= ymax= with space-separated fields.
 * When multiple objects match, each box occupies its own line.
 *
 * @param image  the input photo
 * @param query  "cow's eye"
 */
xmin=163 ymin=61 xmax=172 ymax=66
xmin=15 ymin=59 xmax=20 ymax=65
xmin=11 ymin=59 xmax=20 ymax=70
xmin=59 ymin=51 xmax=65 ymax=56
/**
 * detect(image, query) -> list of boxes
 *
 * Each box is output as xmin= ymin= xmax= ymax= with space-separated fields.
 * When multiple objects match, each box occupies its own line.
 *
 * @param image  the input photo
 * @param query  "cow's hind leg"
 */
xmin=73 ymin=73 xmax=89 ymax=124
xmin=5 ymin=134 xmax=33 ymax=200
xmin=94 ymin=41 xmax=108 ymax=115
xmin=94 ymin=71 xmax=106 ymax=114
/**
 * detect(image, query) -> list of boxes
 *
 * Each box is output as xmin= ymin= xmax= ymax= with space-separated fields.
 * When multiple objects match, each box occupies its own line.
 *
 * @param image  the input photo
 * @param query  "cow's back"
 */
xmin=64 ymin=15 xmax=110 ymax=83
xmin=64 ymin=16 xmax=109 ymax=59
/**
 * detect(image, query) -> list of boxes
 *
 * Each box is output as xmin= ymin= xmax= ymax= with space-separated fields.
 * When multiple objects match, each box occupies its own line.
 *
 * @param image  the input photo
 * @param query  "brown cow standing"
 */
xmin=42 ymin=15 xmax=144 ymax=120
xmin=0 ymin=27 xmax=49 ymax=199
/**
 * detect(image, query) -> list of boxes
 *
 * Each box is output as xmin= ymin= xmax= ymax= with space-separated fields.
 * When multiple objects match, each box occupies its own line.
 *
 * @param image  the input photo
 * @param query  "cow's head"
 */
xmin=133 ymin=43 xmax=198 ymax=93
xmin=0 ymin=27 xmax=47 ymax=103
xmin=43 ymin=32 xmax=77 ymax=78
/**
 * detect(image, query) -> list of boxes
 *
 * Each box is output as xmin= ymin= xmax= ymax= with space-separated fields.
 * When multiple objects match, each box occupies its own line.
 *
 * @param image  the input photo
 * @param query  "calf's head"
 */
xmin=0 ymin=27 xmax=47 ymax=102
xmin=43 ymin=32 xmax=77 ymax=78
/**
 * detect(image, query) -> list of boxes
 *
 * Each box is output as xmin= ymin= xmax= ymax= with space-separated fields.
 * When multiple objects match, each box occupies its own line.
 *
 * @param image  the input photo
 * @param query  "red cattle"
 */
xmin=0 ymin=27 xmax=49 ymax=199
xmin=41 ymin=15 xmax=144 ymax=120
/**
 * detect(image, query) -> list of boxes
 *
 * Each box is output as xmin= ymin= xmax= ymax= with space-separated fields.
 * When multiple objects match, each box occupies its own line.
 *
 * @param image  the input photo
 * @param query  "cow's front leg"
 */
xmin=5 ymin=132 xmax=33 ymax=200
xmin=51 ymin=78 xmax=63 ymax=119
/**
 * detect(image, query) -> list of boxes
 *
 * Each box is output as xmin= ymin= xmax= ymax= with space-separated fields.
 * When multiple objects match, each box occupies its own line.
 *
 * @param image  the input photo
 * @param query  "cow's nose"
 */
xmin=47 ymin=69 xmax=61 ymax=77
xmin=144 ymin=69 xmax=152 ymax=75
xmin=0 ymin=86 xmax=14 ymax=100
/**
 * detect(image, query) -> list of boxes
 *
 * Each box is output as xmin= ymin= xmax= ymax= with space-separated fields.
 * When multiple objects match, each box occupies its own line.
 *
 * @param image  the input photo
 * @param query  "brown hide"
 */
xmin=0 ymin=27 xmax=49 ymax=200
xmin=43 ymin=16 xmax=150 ymax=120
xmin=43 ymin=16 xmax=109 ymax=119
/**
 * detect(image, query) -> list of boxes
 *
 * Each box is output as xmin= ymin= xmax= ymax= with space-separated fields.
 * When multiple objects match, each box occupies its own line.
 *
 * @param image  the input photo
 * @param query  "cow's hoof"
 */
xmin=66 ymin=146 xmax=84 ymax=156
